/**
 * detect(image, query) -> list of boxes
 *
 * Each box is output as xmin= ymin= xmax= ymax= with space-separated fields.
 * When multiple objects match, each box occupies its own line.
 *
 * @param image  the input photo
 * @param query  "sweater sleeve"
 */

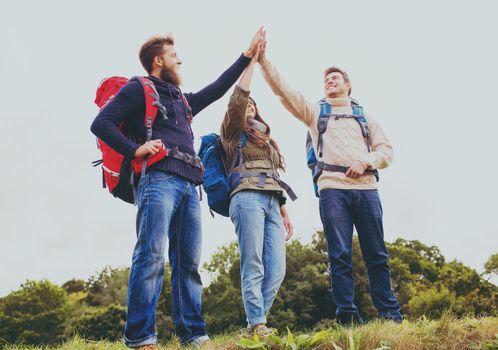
xmin=90 ymin=81 xmax=143 ymax=158
xmin=357 ymin=114 xmax=393 ymax=170
xmin=260 ymin=58 xmax=319 ymax=127
xmin=220 ymin=85 xmax=250 ymax=146
xmin=184 ymin=54 xmax=251 ymax=117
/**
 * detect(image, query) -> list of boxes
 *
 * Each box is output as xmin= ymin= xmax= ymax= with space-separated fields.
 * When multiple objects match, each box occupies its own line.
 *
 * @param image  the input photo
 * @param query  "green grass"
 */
xmin=3 ymin=316 xmax=498 ymax=350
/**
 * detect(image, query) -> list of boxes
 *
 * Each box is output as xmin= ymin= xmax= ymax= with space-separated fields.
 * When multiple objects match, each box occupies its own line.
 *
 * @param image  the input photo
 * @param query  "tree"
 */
xmin=73 ymin=304 xmax=126 ymax=341
xmin=484 ymin=253 xmax=498 ymax=276
xmin=269 ymin=236 xmax=334 ymax=330
xmin=388 ymin=242 xmax=497 ymax=318
xmin=85 ymin=266 xmax=130 ymax=307
xmin=408 ymin=286 xmax=465 ymax=318
xmin=61 ymin=279 xmax=86 ymax=294
xmin=202 ymin=241 xmax=246 ymax=334
xmin=67 ymin=264 xmax=175 ymax=341
xmin=0 ymin=280 xmax=68 ymax=345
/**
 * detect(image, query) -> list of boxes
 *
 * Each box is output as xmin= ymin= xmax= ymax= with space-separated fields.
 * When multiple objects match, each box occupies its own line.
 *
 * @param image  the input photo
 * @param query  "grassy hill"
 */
xmin=3 ymin=316 xmax=497 ymax=350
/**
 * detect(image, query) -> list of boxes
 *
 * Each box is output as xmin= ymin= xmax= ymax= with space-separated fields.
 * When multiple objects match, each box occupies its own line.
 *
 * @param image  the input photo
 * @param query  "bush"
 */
xmin=0 ymin=280 xmax=68 ymax=345
xmin=408 ymin=285 xmax=465 ymax=318
xmin=85 ymin=266 xmax=129 ymax=307
xmin=61 ymin=279 xmax=86 ymax=294
xmin=73 ymin=304 xmax=126 ymax=341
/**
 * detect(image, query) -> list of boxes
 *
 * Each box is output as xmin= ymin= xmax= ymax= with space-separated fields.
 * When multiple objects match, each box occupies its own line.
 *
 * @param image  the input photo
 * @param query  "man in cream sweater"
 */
xmin=258 ymin=37 xmax=402 ymax=324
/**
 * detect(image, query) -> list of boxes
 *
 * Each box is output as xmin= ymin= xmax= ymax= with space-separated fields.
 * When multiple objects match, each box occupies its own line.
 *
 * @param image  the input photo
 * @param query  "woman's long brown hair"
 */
xmin=244 ymin=97 xmax=286 ymax=170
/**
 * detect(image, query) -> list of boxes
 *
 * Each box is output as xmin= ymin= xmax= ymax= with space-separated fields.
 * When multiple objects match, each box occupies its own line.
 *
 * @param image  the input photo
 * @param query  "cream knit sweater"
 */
xmin=260 ymin=59 xmax=393 ymax=192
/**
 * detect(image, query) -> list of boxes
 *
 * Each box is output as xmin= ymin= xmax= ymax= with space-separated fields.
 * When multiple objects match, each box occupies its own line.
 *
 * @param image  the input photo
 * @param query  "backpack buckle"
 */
xmin=317 ymin=118 xmax=328 ymax=133
xmin=258 ymin=172 xmax=267 ymax=188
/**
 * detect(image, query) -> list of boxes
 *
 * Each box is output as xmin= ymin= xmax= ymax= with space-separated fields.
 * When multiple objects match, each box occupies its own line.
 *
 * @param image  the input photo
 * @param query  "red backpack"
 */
xmin=92 ymin=76 xmax=167 ymax=204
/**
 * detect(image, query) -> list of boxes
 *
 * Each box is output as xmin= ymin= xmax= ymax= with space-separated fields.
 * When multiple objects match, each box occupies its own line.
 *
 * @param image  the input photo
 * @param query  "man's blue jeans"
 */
xmin=319 ymin=189 xmax=402 ymax=322
xmin=124 ymin=170 xmax=208 ymax=347
xmin=229 ymin=191 xmax=286 ymax=327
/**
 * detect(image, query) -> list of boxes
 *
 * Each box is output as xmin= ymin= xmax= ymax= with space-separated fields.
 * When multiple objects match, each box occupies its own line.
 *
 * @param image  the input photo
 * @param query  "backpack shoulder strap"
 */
xmin=233 ymin=131 xmax=247 ymax=172
xmin=136 ymin=77 xmax=160 ymax=141
xmin=134 ymin=77 xmax=161 ymax=177
xmin=351 ymin=101 xmax=372 ymax=152
xmin=316 ymin=99 xmax=331 ymax=158
xmin=181 ymin=93 xmax=193 ymax=123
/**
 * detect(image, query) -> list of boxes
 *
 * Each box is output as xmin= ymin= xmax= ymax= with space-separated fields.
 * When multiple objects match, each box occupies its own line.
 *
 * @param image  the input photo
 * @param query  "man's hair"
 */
xmin=139 ymin=36 xmax=175 ymax=74
xmin=323 ymin=66 xmax=352 ymax=96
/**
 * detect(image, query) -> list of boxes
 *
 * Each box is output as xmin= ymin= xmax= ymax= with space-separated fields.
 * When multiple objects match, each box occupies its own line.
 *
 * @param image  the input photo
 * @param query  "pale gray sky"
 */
xmin=1 ymin=0 xmax=497 ymax=296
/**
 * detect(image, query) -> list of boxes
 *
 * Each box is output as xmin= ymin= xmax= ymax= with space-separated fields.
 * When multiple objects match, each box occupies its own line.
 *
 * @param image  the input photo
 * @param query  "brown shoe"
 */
xmin=135 ymin=345 xmax=158 ymax=350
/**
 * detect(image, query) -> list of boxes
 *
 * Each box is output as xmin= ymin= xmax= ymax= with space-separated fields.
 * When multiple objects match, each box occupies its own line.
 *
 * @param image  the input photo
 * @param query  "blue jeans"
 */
xmin=319 ymin=189 xmax=402 ymax=322
xmin=124 ymin=170 xmax=208 ymax=347
xmin=229 ymin=191 xmax=286 ymax=327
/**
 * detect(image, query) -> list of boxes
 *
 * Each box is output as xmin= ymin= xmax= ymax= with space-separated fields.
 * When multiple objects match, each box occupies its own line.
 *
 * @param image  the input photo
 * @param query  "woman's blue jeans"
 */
xmin=230 ymin=191 xmax=286 ymax=327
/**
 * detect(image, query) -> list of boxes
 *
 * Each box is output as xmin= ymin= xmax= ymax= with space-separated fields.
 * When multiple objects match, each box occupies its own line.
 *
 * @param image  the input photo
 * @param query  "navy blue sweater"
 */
xmin=91 ymin=54 xmax=251 ymax=185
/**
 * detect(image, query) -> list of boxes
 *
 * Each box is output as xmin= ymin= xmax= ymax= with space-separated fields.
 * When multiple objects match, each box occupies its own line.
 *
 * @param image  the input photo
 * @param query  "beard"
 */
xmin=160 ymin=65 xmax=183 ymax=86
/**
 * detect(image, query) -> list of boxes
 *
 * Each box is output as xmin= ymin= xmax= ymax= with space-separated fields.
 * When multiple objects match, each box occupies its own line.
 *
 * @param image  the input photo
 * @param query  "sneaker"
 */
xmin=252 ymin=325 xmax=276 ymax=337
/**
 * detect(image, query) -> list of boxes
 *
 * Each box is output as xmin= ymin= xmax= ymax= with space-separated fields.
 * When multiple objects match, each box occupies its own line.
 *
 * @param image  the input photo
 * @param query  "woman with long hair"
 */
xmin=220 ymin=44 xmax=294 ymax=335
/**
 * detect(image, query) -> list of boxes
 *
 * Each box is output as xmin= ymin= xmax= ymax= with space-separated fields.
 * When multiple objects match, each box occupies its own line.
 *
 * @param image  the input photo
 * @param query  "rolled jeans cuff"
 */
xmin=248 ymin=316 xmax=267 ymax=327
xmin=124 ymin=333 xmax=157 ymax=348
xmin=183 ymin=334 xmax=210 ymax=346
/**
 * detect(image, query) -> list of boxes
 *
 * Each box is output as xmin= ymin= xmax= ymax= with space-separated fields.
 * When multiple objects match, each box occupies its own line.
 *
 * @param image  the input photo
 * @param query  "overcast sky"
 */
xmin=1 ymin=0 xmax=497 ymax=297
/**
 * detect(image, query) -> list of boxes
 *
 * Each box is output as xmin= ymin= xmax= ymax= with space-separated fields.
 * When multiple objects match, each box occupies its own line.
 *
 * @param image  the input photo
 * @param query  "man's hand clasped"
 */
xmin=134 ymin=139 xmax=164 ymax=158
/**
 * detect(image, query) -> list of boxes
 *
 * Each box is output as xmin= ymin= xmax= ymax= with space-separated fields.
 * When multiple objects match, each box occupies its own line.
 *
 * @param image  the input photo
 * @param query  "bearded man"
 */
xmin=91 ymin=30 xmax=263 ymax=349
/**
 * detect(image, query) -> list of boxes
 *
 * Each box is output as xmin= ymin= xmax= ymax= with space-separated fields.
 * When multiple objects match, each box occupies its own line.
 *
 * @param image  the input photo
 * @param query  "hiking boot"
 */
xmin=135 ymin=345 xmax=158 ymax=350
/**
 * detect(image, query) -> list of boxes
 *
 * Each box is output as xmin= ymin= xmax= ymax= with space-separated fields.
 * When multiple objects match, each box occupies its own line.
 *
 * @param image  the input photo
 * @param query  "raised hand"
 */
xmin=244 ymin=27 xmax=264 ymax=58
xmin=258 ymin=29 xmax=267 ymax=63
xmin=251 ymin=40 xmax=263 ymax=63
